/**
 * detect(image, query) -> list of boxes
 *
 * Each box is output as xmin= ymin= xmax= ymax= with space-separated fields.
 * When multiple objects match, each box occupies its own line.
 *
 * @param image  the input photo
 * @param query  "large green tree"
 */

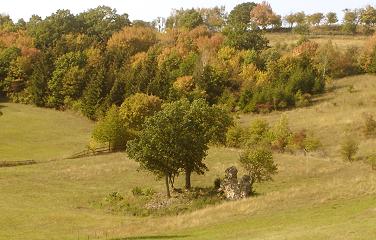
xmin=228 ymin=2 xmax=257 ymax=26
xmin=127 ymin=99 xmax=232 ymax=196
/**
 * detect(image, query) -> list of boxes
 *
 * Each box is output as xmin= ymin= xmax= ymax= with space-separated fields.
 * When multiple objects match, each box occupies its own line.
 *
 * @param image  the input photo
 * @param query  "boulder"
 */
xmin=219 ymin=166 xmax=252 ymax=200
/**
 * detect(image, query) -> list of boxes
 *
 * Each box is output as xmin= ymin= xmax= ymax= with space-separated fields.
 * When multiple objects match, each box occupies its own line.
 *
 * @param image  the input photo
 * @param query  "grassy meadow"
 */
xmin=0 ymin=103 xmax=93 ymax=161
xmin=1 ymin=74 xmax=376 ymax=239
xmin=266 ymin=33 xmax=368 ymax=49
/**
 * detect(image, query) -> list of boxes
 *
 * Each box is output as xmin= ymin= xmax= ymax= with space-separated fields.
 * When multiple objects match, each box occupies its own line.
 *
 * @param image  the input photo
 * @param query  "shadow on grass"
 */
xmin=112 ymin=235 xmax=189 ymax=240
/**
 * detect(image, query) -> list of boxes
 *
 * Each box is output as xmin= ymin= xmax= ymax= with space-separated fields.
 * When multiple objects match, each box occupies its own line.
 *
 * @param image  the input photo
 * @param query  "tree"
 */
xmin=250 ymin=1 xmax=279 ymax=30
xmin=228 ymin=2 xmax=257 ymax=26
xmin=77 ymin=6 xmax=130 ymax=43
xmin=47 ymin=51 xmax=86 ymax=108
xmin=28 ymin=9 xmax=78 ymax=49
xmin=295 ymin=12 xmax=306 ymax=26
xmin=119 ymin=93 xmax=162 ymax=131
xmin=342 ymin=9 xmax=360 ymax=34
xmin=127 ymin=99 xmax=232 ymax=195
xmin=239 ymin=146 xmax=277 ymax=194
xmin=107 ymin=26 xmax=157 ymax=61
xmin=223 ymin=24 xmax=268 ymax=51
xmin=81 ymin=69 xmax=105 ymax=119
xmin=195 ymin=65 xmax=228 ymax=105
xmin=29 ymin=53 xmax=52 ymax=106
xmin=166 ymin=9 xmax=203 ymax=29
xmin=92 ymin=105 xmax=129 ymax=151
xmin=284 ymin=13 xmax=296 ymax=28
xmin=325 ymin=12 xmax=338 ymax=26
xmin=307 ymin=13 xmax=324 ymax=26
xmin=360 ymin=5 xmax=376 ymax=33
xmin=197 ymin=6 xmax=226 ymax=31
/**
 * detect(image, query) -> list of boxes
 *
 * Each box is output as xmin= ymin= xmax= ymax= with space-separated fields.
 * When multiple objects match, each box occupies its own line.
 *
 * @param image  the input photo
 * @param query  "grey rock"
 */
xmin=219 ymin=166 xmax=252 ymax=200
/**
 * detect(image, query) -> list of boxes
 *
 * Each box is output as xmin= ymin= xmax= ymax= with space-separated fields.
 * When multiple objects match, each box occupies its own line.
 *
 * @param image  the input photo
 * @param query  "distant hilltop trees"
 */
xmin=0 ymin=2 xmax=375 ymax=120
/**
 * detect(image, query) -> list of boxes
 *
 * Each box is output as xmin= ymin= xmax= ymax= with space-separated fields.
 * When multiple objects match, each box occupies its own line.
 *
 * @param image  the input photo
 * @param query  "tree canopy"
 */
xmin=127 ymin=99 xmax=232 ymax=196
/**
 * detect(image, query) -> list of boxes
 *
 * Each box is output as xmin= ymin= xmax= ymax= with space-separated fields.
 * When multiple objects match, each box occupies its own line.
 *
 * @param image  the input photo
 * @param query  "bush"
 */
xmin=239 ymin=146 xmax=277 ymax=193
xmin=213 ymin=178 xmax=221 ymax=190
xmin=362 ymin=113 xmax=376 ymax=137
xmin=132 ymin=187 xmax=155 ymax=197
xmin=226 ymin=125 xmax=244 ymax=148
xmin=271 ymin=115 xmax=292 ymax=152
xmin=340 ymin=137 xmax=359 ymax=161
xmin=303 ymin=132 xmax=322 ymax=152
xmin=287 ymin=129 xmax=322 ymax=153
xmin=242 ymin=119 xmax=271 ymax=148
xmin=294 ymin=91 xmax=311 ymax=107
xmin=105 ymin=192 xmax=124 ymax=203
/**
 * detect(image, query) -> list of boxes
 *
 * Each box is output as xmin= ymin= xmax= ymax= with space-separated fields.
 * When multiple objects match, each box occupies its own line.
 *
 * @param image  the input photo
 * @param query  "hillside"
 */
xmin=0 ymin=75 xmax=375 ymax=239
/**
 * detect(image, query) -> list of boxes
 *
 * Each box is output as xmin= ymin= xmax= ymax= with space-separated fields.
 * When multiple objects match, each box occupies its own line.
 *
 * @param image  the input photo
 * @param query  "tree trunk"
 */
xmin=185 ymin=168 xmax=191 ymax=190
xmin=165 ymin=174 xmax=171 ymax=198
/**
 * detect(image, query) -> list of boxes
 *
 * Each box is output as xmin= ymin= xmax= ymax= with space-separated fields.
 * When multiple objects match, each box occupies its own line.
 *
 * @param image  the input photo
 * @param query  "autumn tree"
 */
xmin=119 ymin=93 xmax=162 ymax=131
xmin=360 ymin=5 xmax=376 ymax=33
xmin=107 ymin=26 xmax=157 ymax=64
xmin=250 ymin=1 xmax=279 ymax=30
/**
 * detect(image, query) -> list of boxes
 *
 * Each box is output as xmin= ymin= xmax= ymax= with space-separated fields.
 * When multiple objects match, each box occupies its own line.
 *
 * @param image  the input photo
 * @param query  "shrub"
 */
xmin=271 ymin=115 xmax=292 ymax=152
xmin=239 ymin=146 xmax=277 ymax=193
xmin=132 ymin=187 xmax=155 ymax=197
xmin=213 ymin=178 xmax=221 ymax=190
xmin=340 ymin=137 xmax=359 ymax=161
xmin=226 ymin=125 xmax=244 ymax=148
xmin=287 ymin=129 xmax=307 ymax=152
xmin=242 ymin=119 xmax=271 ymax=148
xmin=362 ymin=113 xmax=376 ymax=137
xmin=287 ymin=129 xmax=322 ymax=153
xmin=105 ymin=192 xmax=124 ymax=203
xmin=303 ymin=132 xmax=322 ymax=152
xmin=294 ymin=91 xmax=311 ymax=107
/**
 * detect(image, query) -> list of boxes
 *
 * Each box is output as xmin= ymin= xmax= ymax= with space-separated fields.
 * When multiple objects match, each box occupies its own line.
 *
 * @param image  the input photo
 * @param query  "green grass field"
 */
xmin=1 ymin=74 xmax=376 ymax=239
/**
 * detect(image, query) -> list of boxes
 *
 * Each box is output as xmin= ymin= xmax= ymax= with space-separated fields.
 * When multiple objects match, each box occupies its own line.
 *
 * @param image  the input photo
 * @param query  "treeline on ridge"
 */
xmin=0 ymin=2 xmax=376 ymax=120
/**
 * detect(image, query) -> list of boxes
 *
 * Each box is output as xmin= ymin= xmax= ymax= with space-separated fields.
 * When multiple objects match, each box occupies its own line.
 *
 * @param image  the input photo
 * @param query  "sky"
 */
xmin=1 ymin=0 xmax=374 ymax=22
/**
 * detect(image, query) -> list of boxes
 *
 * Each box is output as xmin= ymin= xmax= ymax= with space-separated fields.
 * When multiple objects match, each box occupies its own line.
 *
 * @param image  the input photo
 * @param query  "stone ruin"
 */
xmin=218 ymin=166 xmax=252 ymax=200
